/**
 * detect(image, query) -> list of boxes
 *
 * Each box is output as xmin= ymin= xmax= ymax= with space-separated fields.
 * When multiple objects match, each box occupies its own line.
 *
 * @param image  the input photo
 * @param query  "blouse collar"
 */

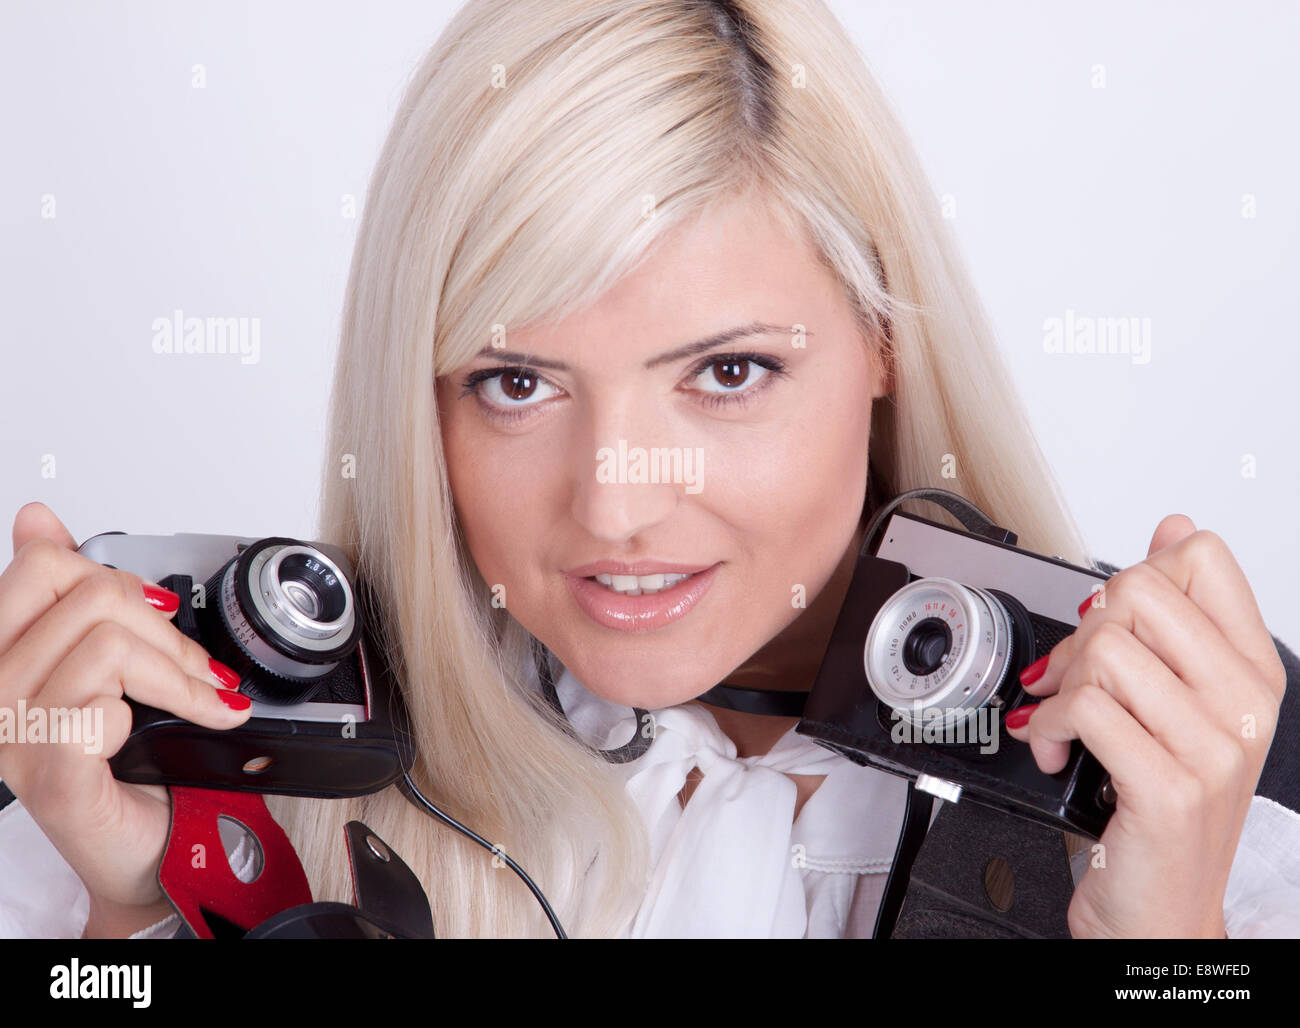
xmin=551 ymin=665 xmax=910 ymax=873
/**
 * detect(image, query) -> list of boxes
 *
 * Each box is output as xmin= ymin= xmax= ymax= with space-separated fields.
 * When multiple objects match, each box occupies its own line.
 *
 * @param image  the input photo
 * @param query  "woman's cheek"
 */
xmin=438 ymin=409 xmax=519 ymax=592
xmin=714 ymin=402 xmax=865 ymax=523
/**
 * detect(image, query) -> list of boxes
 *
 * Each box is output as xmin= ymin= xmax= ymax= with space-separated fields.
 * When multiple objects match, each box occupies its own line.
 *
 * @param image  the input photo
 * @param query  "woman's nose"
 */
xmin=568 ymin=404 xmax=688 ymax=543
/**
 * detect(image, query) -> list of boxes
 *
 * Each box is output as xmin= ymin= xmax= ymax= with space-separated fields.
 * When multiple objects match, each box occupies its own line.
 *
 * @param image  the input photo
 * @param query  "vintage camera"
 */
xmin=797 ymin=492 xmax=1117 ymax=839
xmin=78 ymin=532 xmax=415 ymax=799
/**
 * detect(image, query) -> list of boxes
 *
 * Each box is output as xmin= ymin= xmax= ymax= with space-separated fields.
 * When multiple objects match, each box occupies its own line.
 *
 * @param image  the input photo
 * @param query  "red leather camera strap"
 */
xmin=158 ymin=786 xmax=312 ymax=939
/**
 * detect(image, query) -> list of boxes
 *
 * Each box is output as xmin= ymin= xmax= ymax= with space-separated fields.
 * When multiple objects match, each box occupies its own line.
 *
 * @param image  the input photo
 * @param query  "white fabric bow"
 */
xmin=616 ymin=701 xmax=850 ymax=937
xmin=545 ymin=663 xmax=908 ymax=937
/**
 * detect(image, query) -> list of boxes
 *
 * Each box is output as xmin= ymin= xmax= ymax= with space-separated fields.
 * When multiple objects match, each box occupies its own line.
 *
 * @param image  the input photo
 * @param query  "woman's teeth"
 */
xmin=592 ymin=572 xmax=695 ymax=596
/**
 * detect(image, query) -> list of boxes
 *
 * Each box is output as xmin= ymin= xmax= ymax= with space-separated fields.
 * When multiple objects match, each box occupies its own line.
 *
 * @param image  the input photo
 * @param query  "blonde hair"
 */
xmin=267 ymin=0 xmax=1095 ymax=936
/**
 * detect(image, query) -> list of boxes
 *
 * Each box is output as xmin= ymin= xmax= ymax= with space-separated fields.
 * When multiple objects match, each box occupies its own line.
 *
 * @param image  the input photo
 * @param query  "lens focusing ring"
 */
xmin=213 ymin=538 xmax=361 ymax=683
xmin=864 ymin=577 xmax=1013 ymax=729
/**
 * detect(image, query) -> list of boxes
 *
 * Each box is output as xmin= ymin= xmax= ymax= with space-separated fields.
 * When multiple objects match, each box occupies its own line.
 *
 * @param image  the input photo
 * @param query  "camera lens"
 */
xmin=901 ymin=617 xmax=953 ymax=677
xmin=202 ymin=537 xmax=362 ymax=703
xmin=864 ymin=577 xmax=1016 ymax=730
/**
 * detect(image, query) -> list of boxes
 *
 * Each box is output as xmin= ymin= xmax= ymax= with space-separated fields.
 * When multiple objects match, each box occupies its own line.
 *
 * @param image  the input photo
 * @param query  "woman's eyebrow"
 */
xmin=471 ymin=321 xmax=800 ymax=372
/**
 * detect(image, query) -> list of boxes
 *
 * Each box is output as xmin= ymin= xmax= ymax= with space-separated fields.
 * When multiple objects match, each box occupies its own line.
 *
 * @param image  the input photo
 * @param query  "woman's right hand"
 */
xmin=0 ymin=502 xmax=254 ymax=936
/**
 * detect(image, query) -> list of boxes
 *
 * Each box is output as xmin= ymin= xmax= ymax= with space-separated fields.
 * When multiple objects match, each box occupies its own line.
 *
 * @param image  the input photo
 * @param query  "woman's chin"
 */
xmin=557 ymin=650 xmax=724 ymax=711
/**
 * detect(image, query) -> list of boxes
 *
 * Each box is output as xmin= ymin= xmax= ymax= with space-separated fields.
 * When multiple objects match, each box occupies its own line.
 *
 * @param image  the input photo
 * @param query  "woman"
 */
xmin=2 ymin=0 xmax=1297 ymax=938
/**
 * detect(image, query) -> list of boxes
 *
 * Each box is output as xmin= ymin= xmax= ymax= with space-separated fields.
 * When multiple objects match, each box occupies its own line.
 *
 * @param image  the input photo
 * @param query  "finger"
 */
xmin=1020 ymin=560 xmax=1191 ymax=697
xmin=0 ymin=625 xmax=250 ymax=802
xmin=0 ymin=564 xmax=229 ymax=703
xmin=1007 ymin=620 xmax=1228 ymax=772
xmin=1022 ymin=559 xmax=1276 ymax=726
xmin=1012 ymin=563 xmax=1124 ymax=700
xmin=1141 ymin=528 xmax=1284 ymax=698
xmin=37 ymin=621 xmax=251 ymax=729
xmin=1146 ymin=512 xmax=1197 ymax=558
xmin=0 ymin=538 xmax=181 ymax=657
xmin=1004 ymin=680 xmax=1183 ymax=815
xmin=11 ymin=501 xmax=77 ymax=556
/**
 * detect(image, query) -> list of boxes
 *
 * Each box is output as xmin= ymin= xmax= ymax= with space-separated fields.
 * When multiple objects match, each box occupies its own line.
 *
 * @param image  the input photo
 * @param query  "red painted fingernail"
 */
xmin=216 ymin=689 xmax=251 ymax=711
xmin=1077 ymin=592 xmax=1100 ymax=619
xmin=1019 ymin=655 xmax=1049 ymax=687
xmin=208 ymin=658 xmax=241 ymax=690
xmin=143 ymin=583 xmax=179 ymax=613
xmin=1005 ymin=703 xmax=1039 ymax=730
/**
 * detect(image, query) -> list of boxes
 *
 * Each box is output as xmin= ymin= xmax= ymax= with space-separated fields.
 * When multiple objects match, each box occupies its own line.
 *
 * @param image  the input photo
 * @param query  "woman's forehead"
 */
xmin=493 ymin=199 xmax=833 ymax=369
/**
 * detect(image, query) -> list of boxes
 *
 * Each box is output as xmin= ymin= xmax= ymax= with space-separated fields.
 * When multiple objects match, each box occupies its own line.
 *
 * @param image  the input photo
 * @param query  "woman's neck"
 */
xmin=691 ymin=512 xmax=868 ymax=758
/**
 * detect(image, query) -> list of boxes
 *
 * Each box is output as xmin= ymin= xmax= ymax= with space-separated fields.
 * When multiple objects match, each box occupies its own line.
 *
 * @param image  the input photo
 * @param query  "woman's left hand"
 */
xmin=1003 ymin=514 xmax=1287 ymax=938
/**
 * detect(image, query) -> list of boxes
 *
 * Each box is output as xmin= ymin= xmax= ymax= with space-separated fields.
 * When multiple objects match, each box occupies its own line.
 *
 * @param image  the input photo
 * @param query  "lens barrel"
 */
xmin=864 ymin=577 xmax=1021 ymax=730
xmin=201 ymin=537 xmax=362 ymax=704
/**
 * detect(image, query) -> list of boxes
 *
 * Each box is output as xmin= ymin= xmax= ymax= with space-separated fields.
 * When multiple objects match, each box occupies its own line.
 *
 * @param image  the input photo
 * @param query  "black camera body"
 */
xmin=797 ymin=506 xmax=1117 ymax=839
xmin=78 ymin=531 xmax=415 ymax=799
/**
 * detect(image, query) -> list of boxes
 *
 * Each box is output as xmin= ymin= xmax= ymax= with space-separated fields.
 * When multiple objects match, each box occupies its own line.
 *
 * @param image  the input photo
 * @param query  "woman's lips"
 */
xmin=565 ymin=562 xmax=722 ymax=632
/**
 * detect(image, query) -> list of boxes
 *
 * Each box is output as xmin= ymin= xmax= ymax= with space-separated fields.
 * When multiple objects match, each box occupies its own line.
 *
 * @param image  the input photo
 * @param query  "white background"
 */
xmin=1 ymin=1 xmax=1296 ymax=648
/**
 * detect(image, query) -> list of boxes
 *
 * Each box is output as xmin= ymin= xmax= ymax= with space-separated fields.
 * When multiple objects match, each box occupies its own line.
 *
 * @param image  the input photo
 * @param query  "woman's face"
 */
xmin=435 ymin=193 xmax=892 ymax=709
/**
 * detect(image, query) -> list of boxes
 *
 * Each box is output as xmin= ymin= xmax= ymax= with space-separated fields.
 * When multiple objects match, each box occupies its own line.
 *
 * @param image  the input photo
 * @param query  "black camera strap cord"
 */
xmin=396 ymin=769 xmax=569 ymax=939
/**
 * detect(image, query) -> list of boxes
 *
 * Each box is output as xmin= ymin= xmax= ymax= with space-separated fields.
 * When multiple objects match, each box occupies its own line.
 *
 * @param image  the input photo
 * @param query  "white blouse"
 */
xmin=2 ymin=665 xmax=1298 ymax=937
xmin=549 ymin=665 xmax=1300 ymax=938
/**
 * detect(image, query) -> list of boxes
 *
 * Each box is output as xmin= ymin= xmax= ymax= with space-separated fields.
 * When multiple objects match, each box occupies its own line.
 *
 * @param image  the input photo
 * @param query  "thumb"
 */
xmin=1147 ymin=512 xmax=1197 ymax=558
xmin=12 ymin=501 xmax=78 ymax=558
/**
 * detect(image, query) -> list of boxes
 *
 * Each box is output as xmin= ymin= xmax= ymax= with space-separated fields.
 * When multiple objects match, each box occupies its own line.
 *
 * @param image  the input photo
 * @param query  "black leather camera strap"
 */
xmin=695 ymin=683 xmax=808 ymax=717
xmin=535 ymin=639 xmax=653 ymax=764
xmin=872 ymin=781 xmax=934 ymax=938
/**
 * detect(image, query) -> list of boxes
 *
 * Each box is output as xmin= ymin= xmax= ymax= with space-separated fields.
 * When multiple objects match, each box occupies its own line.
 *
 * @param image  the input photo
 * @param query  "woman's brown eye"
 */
xmin=470 ymin=365 xmax=560 ymax=413
xmin=502 ymin=370 xmax=537 ymax=400
xmin=691 ymin=356 xmax=779 ymax=402
xmin=712 ymin=361 xmax=749 ymax=389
